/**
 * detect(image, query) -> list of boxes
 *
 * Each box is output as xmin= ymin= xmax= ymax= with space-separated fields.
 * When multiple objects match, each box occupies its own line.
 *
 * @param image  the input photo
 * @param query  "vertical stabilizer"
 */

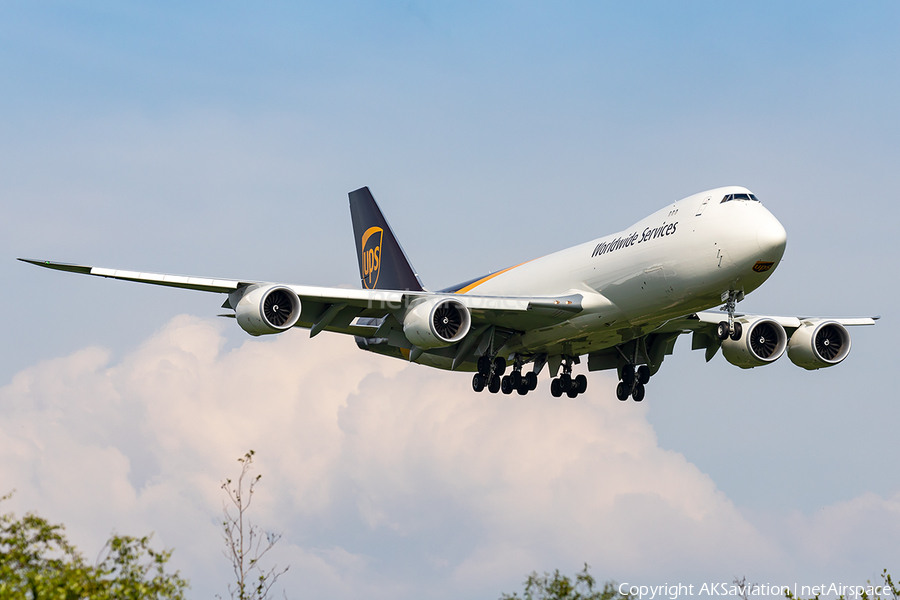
xmin=349 ymin=187 xmax=424 ymax=291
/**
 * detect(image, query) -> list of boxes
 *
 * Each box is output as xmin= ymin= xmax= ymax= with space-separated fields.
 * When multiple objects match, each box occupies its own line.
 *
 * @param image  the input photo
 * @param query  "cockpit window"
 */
xmin=721 ymin=192 xmax=761 ymax=203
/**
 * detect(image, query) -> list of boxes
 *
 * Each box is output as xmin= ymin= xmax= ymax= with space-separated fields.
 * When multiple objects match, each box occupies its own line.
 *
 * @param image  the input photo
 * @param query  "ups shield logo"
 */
xmin=361 ymin=226 xmax=383 ymax=289
xmin=753 ymin=261 xmax=774 ymax=273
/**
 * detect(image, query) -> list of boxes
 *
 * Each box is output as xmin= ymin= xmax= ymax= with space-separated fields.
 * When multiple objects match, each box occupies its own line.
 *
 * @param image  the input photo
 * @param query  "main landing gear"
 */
xmin=502 ymin=368 xmax=538 ymax=396
xmin=716 ymin=290 xmax=743 ymax=342
xmin=550 ymin=356 xmax=587 ymax=398
xmin=473 ymin=354 xmax=589 ymax=398
xmin=472 ymin=355 xmax=539 ymax=396
xmin=616 ymin=364 xmax=650 ymax=402
xmin=472 ymin=355 xmax=504 ymax=393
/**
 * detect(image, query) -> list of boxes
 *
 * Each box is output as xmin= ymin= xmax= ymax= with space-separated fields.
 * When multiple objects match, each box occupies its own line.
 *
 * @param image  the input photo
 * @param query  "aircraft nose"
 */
xmin=757 ymin=214 xmax=787 ymax=256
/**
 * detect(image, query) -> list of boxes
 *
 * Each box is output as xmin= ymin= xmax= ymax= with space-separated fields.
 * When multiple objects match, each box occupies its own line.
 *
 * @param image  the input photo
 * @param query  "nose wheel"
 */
xmin=716 ymin=320 xmax=743 ymax=341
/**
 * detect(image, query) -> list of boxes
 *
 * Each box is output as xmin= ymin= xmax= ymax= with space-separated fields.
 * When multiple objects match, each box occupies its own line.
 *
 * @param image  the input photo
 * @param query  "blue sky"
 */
xmin=1 ymin=2 xmax=898 ymax=598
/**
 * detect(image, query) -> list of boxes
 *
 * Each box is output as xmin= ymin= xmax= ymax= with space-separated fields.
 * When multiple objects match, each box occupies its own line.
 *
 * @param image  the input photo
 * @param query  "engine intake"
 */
xmin=403 ymin=297 xmax=472 ymax=349
xmin=234 ymin=285 xmax=301 ymax=336
xmin=722 ymin=318 xmax=787 ymax=368
xmin=788 ymin=321 xmax=851 ymax=370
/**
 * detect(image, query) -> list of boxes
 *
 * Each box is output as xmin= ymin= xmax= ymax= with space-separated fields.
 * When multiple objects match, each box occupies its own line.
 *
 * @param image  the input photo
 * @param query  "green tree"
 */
xmin=500 ymin=564 xmax=629 ymax=600
xmin=0 ymin=492 xmax=188 ymax=599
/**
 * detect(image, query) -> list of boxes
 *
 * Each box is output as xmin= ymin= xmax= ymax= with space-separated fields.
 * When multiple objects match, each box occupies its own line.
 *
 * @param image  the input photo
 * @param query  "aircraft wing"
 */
xmin=661 ymin=310 xmax=879 ymax=332
xmin=700 ymin=311 xmax=879 ymax=328
xmin=653 ymin=310 xmax=878 ymax=363
xmin=19 ymin=258 xmax=586 ymax=337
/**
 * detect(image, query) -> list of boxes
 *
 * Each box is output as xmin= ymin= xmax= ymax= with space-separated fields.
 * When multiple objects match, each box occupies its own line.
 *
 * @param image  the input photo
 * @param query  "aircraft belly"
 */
xmin=513 ymin=318 xmax=661 ymax=359
xmin=413 ymin=353 xmax=465 ymax=371
xmin=355 ymin=335 xmax=474 ymax=372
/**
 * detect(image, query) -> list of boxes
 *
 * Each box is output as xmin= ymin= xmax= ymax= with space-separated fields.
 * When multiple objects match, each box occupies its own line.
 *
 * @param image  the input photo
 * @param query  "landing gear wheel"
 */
xmin=501 ymin=376 xmax=513 ymax=395
xmin=716 ymin=321 xmax=729 ymax=341
xmin=516 ymin=380 xmax=530 ymax=395
xmin=559 ymin=373 xmax=572 ymax=392
xmin=477 ymin=356 xmax=491 ymax=376
xmin=550 ymin=378 xmax=563 ymax=398
xmin=566 ymin=387 xmax=579 ymax=398
xmin=488 ymin=374 xmax=501 ymax=394
xmin=472 ymin=373 xmax=485 ymax=392
xmin=636 ymin=366 xmax=650 ymax=385
xmin=621 ymin=365 xmax=635 ymax=386
xmin=493 ymin=357 xmax=506 ymax=377
xmin=632 ymin=382 xmax=645 ymax=402
xmin=510 ymin=371 xmax=522 ymax=388
xmin=616 ymin=381 xmax=630 ymax=401
xmin=729 ymin=321 xmax=743 ymax=341
xmin=574 ymin=374 xmax=587 ymax=394
xmin=525 ymin=372 xmax=538 ymax=391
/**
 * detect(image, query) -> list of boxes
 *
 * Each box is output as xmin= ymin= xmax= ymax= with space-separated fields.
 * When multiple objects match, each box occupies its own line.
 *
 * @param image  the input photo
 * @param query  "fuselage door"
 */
xmin=695 ymin=196 xmax=711 ymax=216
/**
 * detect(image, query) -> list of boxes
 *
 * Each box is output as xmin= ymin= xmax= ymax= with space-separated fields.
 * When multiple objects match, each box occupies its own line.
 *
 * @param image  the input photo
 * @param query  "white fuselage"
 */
xmin=457 ymin=186 xmax=787 ymax=358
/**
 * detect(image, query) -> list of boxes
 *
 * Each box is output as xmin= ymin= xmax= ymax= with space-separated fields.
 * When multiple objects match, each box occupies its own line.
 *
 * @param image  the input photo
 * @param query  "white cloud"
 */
xmin=1 ymin=315 xmax=897 ymax=599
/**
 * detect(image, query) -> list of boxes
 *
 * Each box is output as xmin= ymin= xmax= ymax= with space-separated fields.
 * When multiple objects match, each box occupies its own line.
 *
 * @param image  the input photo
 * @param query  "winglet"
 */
xmin=18 ymin=258 xmax=241 ymax=293
xmin=18 ymin=258 xmax=92 ymax=274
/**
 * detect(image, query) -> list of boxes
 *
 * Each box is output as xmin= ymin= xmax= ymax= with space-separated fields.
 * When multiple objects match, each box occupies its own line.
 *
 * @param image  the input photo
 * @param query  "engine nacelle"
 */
xmin=722 ymin=317 xmax=787 ymax=369
xmin=234 ymin=284 xmax=301 ymax=336
xmin=403 ymin=297 xmax=472 ymax=349
xmin=788 ymin=321 xmax=851 ymax=370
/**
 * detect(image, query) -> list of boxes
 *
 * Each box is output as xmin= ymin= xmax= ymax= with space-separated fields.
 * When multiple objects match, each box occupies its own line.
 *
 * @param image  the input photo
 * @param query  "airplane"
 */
xmin=20 ymin=186 xmax=878 ymax=401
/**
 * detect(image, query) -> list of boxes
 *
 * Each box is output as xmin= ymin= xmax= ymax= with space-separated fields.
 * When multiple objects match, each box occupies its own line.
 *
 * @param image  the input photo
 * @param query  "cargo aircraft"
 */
xmin=20 ymin=186 xmax=877 ymax=401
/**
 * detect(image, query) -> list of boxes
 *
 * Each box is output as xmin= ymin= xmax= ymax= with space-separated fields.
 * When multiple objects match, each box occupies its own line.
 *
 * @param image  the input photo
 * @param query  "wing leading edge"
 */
xmin=19 ymin=257 xmax=590 ymax=336
xmin=19 ymin=258 xmax=242 ymax=293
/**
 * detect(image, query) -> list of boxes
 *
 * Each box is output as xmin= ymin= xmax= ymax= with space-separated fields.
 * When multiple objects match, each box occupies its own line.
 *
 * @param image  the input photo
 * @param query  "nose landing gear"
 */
xmin=716 ymin=290 xmax=744 ymax=341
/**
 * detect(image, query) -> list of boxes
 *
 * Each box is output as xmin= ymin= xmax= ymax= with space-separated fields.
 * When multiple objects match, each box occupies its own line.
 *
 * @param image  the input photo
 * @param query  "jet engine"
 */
xmin=403 ymin=297 xmax=471 ymax=349
xmin=234 ymin=284 xmax=301 ymax=336
xmin=787 ymin=321 xmax=851 ymax=370
xmin=721 ymin=317 xmax=787 ymax=368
